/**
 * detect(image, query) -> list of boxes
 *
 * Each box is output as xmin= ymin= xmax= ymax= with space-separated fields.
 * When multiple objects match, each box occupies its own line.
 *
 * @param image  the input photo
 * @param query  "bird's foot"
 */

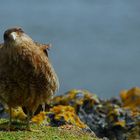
xmin=6 ymin=124 xmax=16 ymax=131
xmin=26 ymin=126 xmax=39 ymax=132
xmin=7 ymin=122 xmax=12 ymax=131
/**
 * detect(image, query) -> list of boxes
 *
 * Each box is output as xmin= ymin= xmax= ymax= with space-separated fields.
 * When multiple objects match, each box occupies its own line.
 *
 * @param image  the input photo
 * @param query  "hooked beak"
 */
xmin=10 ymin=32 xmax=17 ymax=41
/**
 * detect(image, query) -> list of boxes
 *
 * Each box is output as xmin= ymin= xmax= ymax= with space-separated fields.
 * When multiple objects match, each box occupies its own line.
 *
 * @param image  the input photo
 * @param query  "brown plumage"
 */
xmin=0 ymin=27 xmax=59 ymax=129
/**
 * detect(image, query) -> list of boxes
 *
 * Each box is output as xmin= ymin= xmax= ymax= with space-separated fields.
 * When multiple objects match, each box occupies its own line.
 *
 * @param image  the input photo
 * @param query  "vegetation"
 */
xmin=0 ymin=119 xmax=100 ymax=140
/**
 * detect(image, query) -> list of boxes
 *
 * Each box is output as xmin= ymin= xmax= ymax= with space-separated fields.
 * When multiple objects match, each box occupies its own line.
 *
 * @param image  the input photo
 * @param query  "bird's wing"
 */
xmin=0 ymin=43 xmax=4 ymax=67
xmin=0 ymin=43 xmax=3 ymax=49
xmin=34 ymin=42 xmax=52 ymax=57
xmin=0 ymin=43 xmax=4 ymax=56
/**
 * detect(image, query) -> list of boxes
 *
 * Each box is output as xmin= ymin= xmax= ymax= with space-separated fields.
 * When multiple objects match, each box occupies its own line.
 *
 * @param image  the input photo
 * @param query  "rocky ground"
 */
xmin=0 ymin=87 xmax=140 ymax=140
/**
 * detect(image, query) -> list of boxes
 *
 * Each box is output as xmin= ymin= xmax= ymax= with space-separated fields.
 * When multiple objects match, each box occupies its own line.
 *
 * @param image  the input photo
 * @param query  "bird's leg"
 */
xmin=8 ymin=106 xmax=12 ymax=131
xmin=26 ymin=109 xmax=33 ymax=131
xmin=26 ymin=109 xmax=39 ymax=132
xmin=42 ymin=103 xmax=45 ymax=112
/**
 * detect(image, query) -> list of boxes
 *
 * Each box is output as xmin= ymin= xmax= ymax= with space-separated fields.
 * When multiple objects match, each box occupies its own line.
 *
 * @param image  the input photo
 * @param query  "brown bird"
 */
xmin=0 ymin=27 xmax=59 ymax=130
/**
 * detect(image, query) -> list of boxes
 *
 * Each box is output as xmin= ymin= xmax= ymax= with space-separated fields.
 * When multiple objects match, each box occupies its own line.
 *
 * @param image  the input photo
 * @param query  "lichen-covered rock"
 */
xmin=31 ymin=111 xmax=46 ymax=125
xmin=120 ymin=87 xmax=140 ymax=111
xmin=51 ymin=89 xmax=140 ymax=140
xmin=0 ymin=103 xmax=8 ymax=118
xmin=53 ymin=89 xmax=99 ymax=111
xmin=125 ymin=125 xmax=140 ymax=140
xmin=47 ymin=105 xmax=86 ymax=128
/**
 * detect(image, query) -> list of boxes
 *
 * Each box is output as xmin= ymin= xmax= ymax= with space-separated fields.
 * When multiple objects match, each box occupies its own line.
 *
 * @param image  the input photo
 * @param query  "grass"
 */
xmin=0 ymin=119 xmax=100 ymax=140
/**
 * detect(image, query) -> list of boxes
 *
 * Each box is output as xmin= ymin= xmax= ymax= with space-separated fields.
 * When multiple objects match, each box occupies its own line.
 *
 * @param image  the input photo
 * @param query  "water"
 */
xmin=0 ymin=0 xmax=140 ymax=98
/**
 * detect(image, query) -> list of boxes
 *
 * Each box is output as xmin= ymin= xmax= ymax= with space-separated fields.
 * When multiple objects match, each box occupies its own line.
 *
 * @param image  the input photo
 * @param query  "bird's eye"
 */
xmin=18 ymin=28 xmax=24 ymax=33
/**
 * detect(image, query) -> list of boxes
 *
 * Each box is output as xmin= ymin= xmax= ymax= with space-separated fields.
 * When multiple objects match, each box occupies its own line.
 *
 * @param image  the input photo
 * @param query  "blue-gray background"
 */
xmin=0 ymin=0 xmax=140 ymax=98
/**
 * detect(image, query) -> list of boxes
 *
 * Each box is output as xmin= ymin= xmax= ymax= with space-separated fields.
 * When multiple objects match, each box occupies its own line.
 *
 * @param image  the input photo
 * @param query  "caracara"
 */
xmin=0 ymin=27 xmax=59 ymax=130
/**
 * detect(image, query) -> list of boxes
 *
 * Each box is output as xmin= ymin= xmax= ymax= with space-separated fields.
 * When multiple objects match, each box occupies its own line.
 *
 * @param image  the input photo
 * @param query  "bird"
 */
xmin=0 ymin=27 xmax=59 ymax=130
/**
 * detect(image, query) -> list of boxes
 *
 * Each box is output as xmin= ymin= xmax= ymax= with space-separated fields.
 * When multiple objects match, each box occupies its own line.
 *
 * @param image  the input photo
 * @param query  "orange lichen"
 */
xmin=53 ymin=89 xmax=99 ymax=110
xmin=31 ymin=112 xmax=46 ymax=125
xmin=48 ymin=105 xmax=86 ymax=128
xmin=6 ymin=107 xmax=27 ymax=120
xmin=120 ymin=87 xmax=140 ymax=111
xmin=114 ymin=120 xmax=126 ymax=127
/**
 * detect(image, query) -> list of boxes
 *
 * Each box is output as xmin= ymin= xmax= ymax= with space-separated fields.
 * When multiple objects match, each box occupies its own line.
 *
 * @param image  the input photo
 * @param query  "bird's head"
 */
xmin=3 ymin=27 xmax=33 ymax=45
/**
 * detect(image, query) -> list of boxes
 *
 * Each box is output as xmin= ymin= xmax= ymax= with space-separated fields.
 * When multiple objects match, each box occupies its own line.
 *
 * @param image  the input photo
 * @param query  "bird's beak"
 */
xmin=10 ymin=32 xmax=17 ymax=41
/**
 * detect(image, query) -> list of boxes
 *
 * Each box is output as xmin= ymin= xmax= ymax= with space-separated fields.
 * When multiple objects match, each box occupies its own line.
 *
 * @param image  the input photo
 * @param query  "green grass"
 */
xmin=0 ymin=119 xmax=100 ymax=140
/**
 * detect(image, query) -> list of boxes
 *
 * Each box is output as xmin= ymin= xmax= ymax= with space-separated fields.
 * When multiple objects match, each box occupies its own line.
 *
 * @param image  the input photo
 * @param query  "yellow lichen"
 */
xmin=120 ymin=87 xmax=140 ymax=111
xmin=5 ymin=107 xmax=27 ymax=120
xmin=49 ymin=105 xmax=86 ymax=128
xmin=114 ymin=120 xmax=126 ymax=127
xmin=31 ymin=111 xmax=46 ymax=125
xmin=53 ymin=89 xmax=99 ymax=110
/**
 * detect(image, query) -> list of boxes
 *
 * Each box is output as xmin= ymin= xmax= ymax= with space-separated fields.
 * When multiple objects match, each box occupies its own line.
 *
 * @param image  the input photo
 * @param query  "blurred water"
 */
xmin=0 ymin=0 xmax=140 ymax=98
